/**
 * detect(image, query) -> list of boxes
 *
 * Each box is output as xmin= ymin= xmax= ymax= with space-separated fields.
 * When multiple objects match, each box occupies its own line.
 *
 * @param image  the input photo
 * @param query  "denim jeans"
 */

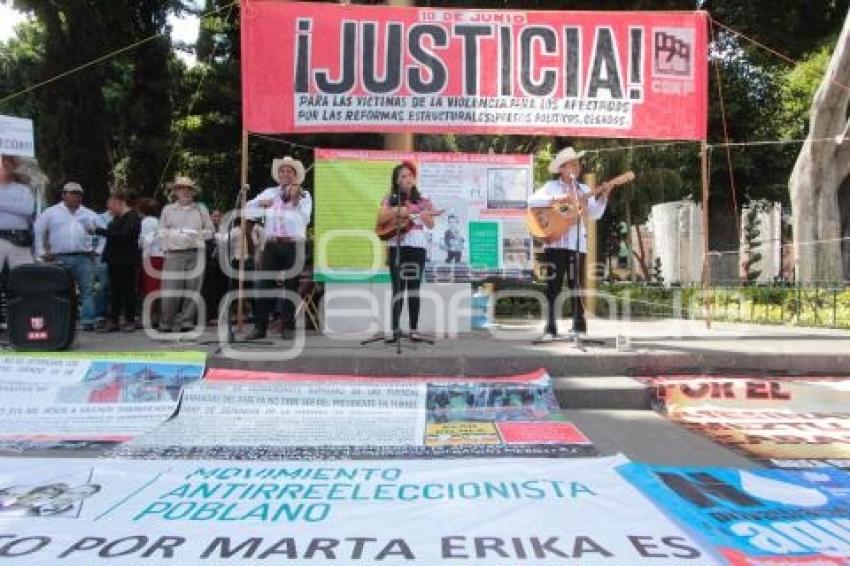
xmin=55 ymin=253 xmax=96 ymax=325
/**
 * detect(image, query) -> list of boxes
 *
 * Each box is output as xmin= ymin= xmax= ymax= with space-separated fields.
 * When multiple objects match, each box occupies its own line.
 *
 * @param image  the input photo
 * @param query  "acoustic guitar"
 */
xmin=375 ymin=208 xmax=443 ymax=241
xmin=526 ymin=171 xmax=635 ymax=242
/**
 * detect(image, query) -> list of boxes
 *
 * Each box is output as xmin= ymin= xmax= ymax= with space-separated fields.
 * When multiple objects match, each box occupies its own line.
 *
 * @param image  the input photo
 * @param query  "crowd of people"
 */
xmin=2 ymin=147 xmax=612 ymax=342
xmin=0 ymin=153 xmax=312 ymax=338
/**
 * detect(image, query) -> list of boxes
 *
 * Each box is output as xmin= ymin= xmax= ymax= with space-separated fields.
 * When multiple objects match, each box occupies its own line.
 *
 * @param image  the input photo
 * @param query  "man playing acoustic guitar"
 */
xmin=528 ymin=147 xmax=612 ymax=342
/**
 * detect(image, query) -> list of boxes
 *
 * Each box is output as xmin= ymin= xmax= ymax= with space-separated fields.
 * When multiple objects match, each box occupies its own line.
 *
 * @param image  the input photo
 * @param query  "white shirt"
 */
xmin=0 ymin=182 xmax=35 ymax=230
xmin=139 ymin=215 xmax=163 ymax=258
xmin=527 ymin=179 xmax=607 ymax=253
xmin=33 ymin=202 xmax=104 ymax=258
xmin=245 ymin=185 xmax=312 ymax=240
xmin=94 ymin=211 xmax=113 ymax=256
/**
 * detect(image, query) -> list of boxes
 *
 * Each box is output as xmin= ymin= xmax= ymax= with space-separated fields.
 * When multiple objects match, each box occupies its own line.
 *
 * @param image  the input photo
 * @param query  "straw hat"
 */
xmin=548 ymin=147 xmax=586 ymax=174
xmin=271 ymin=156 xmax=306 ymax=185
xmin=172 ymin=175 xmax=200 ymax=192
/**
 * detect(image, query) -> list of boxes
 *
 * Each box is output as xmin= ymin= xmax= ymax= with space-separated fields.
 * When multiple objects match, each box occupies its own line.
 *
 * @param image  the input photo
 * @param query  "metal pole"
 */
xmin=237 ymin=129 xmax=249 ymax=332
xmin=584 ymin=173 xmax=598 ymax=317
xmin=385 ymin=0 xmax=414 ymax=152
xmin=700 ymin=142 xmax=711 ymax=328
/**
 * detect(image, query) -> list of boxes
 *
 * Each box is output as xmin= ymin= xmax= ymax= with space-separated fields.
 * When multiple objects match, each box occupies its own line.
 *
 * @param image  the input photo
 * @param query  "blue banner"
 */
xmin=619 ymin=463 xmax=850 ymax=565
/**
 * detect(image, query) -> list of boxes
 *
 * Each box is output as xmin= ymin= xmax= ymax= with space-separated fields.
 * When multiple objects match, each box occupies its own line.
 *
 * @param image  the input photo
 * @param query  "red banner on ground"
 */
xmin=241 ymin=1 xmax=709 ymax=140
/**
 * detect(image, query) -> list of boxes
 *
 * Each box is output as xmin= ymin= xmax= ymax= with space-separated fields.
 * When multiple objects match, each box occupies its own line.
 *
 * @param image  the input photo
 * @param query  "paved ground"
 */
xmin=565 ymin=409 xmax=757 ymax=467
xmin=59 ymin=317 xmax=850 ymax=376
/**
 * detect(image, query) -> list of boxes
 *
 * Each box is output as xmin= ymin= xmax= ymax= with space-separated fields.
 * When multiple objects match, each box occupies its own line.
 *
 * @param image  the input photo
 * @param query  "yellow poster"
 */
xmin=425 ymin=422 xmax=501 ymax=446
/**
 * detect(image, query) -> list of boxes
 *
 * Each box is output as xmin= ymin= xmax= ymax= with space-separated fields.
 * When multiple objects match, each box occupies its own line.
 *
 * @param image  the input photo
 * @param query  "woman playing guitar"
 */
xmin=527 ymin=147 xmax=612 ymax=341
xmin=377 ymin=161 xmax=438 ymax=342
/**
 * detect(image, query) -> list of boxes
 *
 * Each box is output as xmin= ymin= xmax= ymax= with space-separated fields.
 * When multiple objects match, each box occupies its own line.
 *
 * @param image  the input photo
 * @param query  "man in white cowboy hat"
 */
xmin=33 ymin=181 xmax=106 ymax=331
xmin=528 ymin=147 xmax=612 ymax=341
xmin=244 ymin=155 xmax=312 ymax=340
xmin=157 ymin=175 xmax=214 ymax=333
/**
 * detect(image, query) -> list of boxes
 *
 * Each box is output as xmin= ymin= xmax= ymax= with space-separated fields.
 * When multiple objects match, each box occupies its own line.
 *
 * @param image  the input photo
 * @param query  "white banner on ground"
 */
xmin=0 ymin=352 xmax=206 ymax=449
xmin=132 ymin=380 xmax=428 ymax=448
xmin=0 ymin=115 xmax=35 ymax=157
xmin=118 ymin=369 xmax=593 ymax=460
xmin=0 ymin=456 xmax=717 ymax=565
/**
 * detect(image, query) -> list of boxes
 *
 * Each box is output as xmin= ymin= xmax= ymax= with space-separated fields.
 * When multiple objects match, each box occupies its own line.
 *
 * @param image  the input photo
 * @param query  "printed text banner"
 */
xmin=646 ymin=376 xmax=850 ymax=465
xmin=242 ymin=2 xmax=708 ymax=140
xmin=0 ymin=456 xmax=717 ymax=565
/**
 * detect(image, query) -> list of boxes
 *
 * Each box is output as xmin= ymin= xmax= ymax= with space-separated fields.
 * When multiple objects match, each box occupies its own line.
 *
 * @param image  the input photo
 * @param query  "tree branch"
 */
xmin=809 ymin=12 xmax=850 ymax=138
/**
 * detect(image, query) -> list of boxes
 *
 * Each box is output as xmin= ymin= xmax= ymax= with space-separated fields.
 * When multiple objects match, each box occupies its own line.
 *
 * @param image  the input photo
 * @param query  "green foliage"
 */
xmin=0 ymin=19 xmax=43 ymax=120
xmin=2 ymin=0 xmax=848 ymax=219
xmin=0 ymin=0 xmax=186 ymax=206
xmin=777 ymin=43 xmax=833 ymax=140
xmin=495 ymin=282 xmax=850 ymax=329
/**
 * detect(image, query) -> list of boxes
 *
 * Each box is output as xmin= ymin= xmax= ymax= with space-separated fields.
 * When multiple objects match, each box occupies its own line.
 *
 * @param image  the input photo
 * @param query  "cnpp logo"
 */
xmin=653 ymin=28 xmax=693 ymax=78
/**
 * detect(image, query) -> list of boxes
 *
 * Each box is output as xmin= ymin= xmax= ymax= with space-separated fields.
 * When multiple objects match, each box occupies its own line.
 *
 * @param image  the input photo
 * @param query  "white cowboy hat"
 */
xmin=171 ymin=175 xmax=200 ymax=192
xmin=62 ymin=182 xmax=84 ymax=194
xmin=548 ymin=147 xmax=586 ymax=174
xmin=271 ymin=156 xmax=306 ymax=185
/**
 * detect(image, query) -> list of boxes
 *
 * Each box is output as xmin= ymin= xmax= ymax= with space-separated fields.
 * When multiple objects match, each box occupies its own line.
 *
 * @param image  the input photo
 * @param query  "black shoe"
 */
xmin=280 ymin=328 xmax=294 ymax=340
xmin=245 ymin=328 xmax=267 ymax=340
xmin=98 ymin=321 xmax=119 ymax=333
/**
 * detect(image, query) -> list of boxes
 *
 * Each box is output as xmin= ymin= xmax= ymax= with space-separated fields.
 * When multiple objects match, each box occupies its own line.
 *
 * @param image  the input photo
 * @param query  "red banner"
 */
xmin=242 ymin=1 xmax=708 ymax=140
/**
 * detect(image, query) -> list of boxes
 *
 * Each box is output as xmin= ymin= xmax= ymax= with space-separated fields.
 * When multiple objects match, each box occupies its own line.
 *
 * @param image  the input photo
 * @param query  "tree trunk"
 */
xmin=789 ymin=10 xmax=850 ymax=284
xmin=840 ymin=178 xmax=850 ymax=282
xmin=632 ymin=223 xmax=651 ymax=281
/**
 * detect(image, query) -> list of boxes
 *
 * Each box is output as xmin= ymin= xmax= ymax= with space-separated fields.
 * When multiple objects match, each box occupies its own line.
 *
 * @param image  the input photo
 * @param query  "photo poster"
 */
xmin=0 ymin=351 xmax=207 ymax=452
xmin=314 ymin=148 xmax=535 ymax=283
xmin=0 ymin=455 xmax=719 ymax=565
xmin=644 ymin=375 xmax=850 ymax=469
xmin=620 ymin=462 xmax=850 ymax=565
xmin=115 ymin=368 xmax=594 ymax=460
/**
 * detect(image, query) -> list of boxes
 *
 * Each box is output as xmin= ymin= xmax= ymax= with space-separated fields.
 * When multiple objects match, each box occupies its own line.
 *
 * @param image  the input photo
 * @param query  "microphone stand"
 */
xmin=567 ymin=175 xmax=604 ymax=350
xmin=359 ymin=189 xmax=433 ymax=353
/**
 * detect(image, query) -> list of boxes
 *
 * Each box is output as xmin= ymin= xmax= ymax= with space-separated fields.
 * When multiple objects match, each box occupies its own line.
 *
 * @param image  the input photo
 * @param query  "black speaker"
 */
xmin=8 ymin=263 xmax=77 ymax=351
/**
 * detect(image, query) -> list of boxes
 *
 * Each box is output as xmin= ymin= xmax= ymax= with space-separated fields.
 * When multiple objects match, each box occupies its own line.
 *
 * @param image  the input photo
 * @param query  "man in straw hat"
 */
xmin=528 ymin=147 xmax=611 ymax=342
xmin=244 ymin=155 xmax=312 ymax=341
xmin=157 ymin=175 xmax=214 ymax=333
